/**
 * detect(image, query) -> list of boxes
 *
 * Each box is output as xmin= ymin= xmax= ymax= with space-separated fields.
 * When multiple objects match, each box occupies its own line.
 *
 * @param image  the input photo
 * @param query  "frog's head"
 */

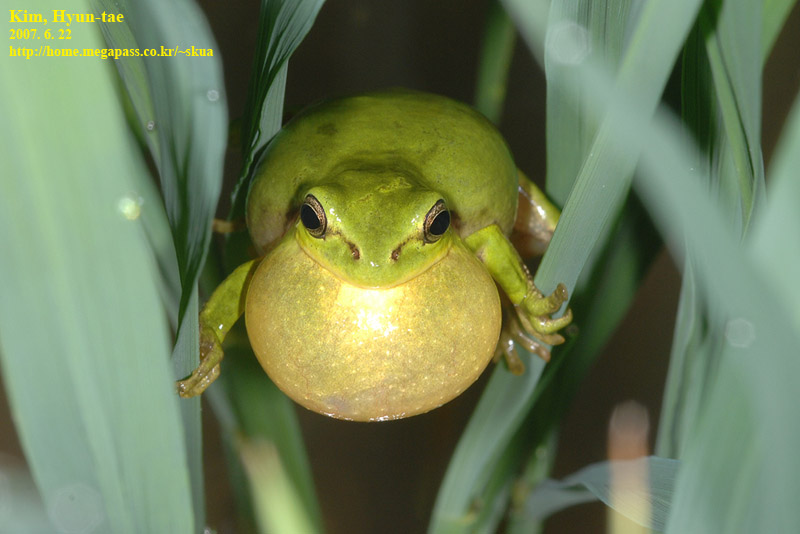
xmin=294 ymin=165 xmax=452 ymax=288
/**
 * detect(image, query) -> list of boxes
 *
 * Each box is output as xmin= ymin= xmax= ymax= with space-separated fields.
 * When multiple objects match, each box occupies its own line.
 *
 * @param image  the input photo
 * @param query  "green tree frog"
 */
xmin=177 ymin=89 xmax=571 ymax=421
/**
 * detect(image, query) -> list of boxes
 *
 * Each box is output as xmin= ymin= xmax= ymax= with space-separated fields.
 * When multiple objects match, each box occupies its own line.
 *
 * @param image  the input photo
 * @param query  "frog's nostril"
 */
xmin=391 ymin=247 xmax=401 ymax=261
xmin=350 ymin=243 xmax=361 ymax=260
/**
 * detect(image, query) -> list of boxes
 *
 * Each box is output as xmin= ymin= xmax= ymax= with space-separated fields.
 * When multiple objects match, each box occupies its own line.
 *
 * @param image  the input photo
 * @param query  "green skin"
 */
xmin=177 ymin=89 xmax=571 ymax=399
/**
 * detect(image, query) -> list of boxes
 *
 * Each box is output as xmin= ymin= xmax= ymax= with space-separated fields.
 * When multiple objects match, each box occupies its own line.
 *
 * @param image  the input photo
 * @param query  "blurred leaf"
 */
xmin=91 ymin=1 xmax=157 ymax=157
xmin=208 ymin=341 xmax=323 ymax=531
xmin=543 ymin=0 xmax=635 ymax=204
xmin=762 ymin=0 xmax=798 ymax=58
xmin=0 ymin=2 xmax=194 ymax=531
xmin=431 ymin=1 xmax=700 ymax=531
xmin=0 ymin=458 xmax=51 ymax=533
xmin=534 ymin=0 xmax=701 ymax=294
xmin=657 ymin=0 xmax=763 ymax=459
xmin=471 ymin=198 xmax=661 ymax=533
xmin=94 ymin=0 xmax=229 ymax=523
xmin=227 ymin=0 xmax=326 ymax=281
xmin=94 ymin=0 xmax=228 ymax=327
xmin=700 ymin=0 xmax=764 ymax=229
xmin=131 ymin=170 xmax=182 ymax=330
xmin=632 ymin=107 xmax=800 ymax=534
xmin=749 ymin=94 xmax=800 ymax=340
xmin=233 ymin=0 xmax=325 ymax=215
xmin=515 ymin=457 xmax=680 ymax=532
xmin=474 ymin=0 xmax=517 ymax=124
xmin=512 ymin=0 xmax=800 ymax=527
xmin=238 ymin=439 xmax=317 ymax=534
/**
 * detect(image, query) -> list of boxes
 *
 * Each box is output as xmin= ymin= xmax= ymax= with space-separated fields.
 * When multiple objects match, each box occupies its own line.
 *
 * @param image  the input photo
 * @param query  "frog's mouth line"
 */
xmin=294 ymin=228 xmax=454 ymax=290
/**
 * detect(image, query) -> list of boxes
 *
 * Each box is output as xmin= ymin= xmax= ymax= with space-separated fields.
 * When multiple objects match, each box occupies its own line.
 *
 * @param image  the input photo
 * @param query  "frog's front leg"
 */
xmin=464 ymin=224 xmax=571 ymax=364
xmin=176 ymin=259 xmax=260 ymax=398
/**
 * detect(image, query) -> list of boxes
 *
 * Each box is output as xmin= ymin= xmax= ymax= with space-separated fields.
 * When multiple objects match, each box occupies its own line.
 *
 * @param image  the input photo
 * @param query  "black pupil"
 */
xmin=301 ymin=203 xmax=321 ymax=230
xmin=429 ymin=210 xmax=450 ymax=236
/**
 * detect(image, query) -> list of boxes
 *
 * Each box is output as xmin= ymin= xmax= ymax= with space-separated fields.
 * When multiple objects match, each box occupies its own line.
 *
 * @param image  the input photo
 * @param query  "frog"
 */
xmin=177 ymin=88 xmax=572 ymax=422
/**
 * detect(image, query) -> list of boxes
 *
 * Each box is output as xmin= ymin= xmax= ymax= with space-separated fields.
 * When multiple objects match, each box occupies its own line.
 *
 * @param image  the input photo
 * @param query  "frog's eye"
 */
xmin=423 ymin=199 xmax=450 ymax=243
xmin=300 ymin=195 xmax=326 ymax=238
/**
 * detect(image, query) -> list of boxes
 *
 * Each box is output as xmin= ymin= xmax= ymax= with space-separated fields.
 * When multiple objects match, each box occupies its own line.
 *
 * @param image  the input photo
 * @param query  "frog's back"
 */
xmin=247 ymin=89 xmax=519 ymax=253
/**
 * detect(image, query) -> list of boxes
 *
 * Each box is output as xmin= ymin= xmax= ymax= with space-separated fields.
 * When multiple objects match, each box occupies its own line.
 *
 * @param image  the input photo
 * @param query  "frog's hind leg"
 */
xmin=511 ymin=170 xmax=561 ymax=258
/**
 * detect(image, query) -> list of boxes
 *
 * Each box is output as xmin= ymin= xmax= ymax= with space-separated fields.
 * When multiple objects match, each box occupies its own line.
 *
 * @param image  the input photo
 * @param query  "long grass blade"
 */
xmin=430 ymin=1 xmax=700 ymax=531
xmin=209 ymin=343 xmax=323 ymax=531
xmin=542 ymin=23 xmax=800 ymax=525
xmin=511 ymin=0 xmax=800 ymax=527
xmin=233 ymin=0 xmax=325 ymax=214
xmin=93 ymin=0 xmax=229 ymax=524
xmin=238 ymin=439 xmax=317 ymax=534
xmin=749 ymin=94 xmax=800 ymax=340
xmin=474 ymin=0 xmax=517 ymax=123
xmin=657 ymin=0 xmax=763 ymax=460
xmin=543 ymin=0 xmax=634 ymax=204
xmin=762 ymin=0 xmax=798 ymax=58
xmin=0 ymin=2 xmax=194 ymax=530
xmin=633 ymin=108 xmax=800 ymax=534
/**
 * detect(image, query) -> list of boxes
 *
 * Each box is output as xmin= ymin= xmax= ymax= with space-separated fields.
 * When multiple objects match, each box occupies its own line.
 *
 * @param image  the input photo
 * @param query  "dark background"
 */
xmin=1 ymin=2 xmax=798 ymax=533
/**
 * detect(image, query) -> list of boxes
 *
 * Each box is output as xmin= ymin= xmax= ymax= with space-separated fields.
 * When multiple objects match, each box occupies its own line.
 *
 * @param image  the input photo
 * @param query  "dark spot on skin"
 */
xmin=349 ymin=241 xmax=360 ymax=260
xmin=449 ymin=211 xmax=463 ymax=233
xmin=391 ymin=247 xmax=401 ymax=261
xmin=317 ymin=123 xmax=338 ymax=136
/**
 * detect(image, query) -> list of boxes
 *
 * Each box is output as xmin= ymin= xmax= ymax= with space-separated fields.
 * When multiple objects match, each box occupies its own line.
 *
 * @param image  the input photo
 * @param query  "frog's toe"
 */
xmin=494 ymin=328 xmax=527 ymax=374
xmin=513 ymin=303 xmax=571 ymax=355
xmin=500 ymin=310 xmax=556 ymax=363
xmin=177 ymin=363 xmax=220 ymax=398
xmin=523 ymin=283 xmax=569 ymax=316
xmin=511 ymin=329 xmax=553 ymax=362
xmin=532 ymin=308 xmax=573 ymax=336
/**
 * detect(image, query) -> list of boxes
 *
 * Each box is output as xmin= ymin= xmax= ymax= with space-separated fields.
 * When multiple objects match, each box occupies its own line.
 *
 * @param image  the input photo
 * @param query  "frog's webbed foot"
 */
xmin=176 ymin=323 xmax=224 ymax=398
xmin=498 ymin=280 xmax=572 ymax=369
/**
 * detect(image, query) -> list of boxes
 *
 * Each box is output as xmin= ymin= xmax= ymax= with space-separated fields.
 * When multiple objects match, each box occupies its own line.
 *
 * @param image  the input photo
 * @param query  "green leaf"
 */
xmin=474 ymin=0 xmax=517 ymax=124
xmin=94 ymin=0 xmax=228 ymax=326
xmin=431 ymin=0 xmax=700 ymax=530
xmin=0 ymin=459 xmax=50 ymax=533
xmin=632 ymin=108 xmax=800 ymax=534
xmin=762 ymin=0 xmax=798 ymax=58
xmin=700 ymin=0 xmax=764 ymax=229
xmin=516 ymin=456 xmax=680 ymax=531
xmin=657 ymin=0 xmax=764 ymax=460
xmin=534 ymin=0 xmax=702 ymax=294
xmin=94 ymin=1 xmax=229 ymax=523
xmin=521 ymin=0 xmax=800 ymax=527
xmin=543 ymin=0 xmax=635 ymax=204
xmin=234 ymin=0 xmax=325 ymax=213
xmin=227 ymin=0 xmax=325 ymax=268
xmin=0 ymin=3 xmax=194 ymax=531
xmin=209 ymin=342 xmax=323 ymax=531
xmin=749 ymin=92 xmax=800 ymax=349
xmin=238 ymin=439 xmax=318 ymax=534
xmin=455 ymin=199 xmax=661 ymax=534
